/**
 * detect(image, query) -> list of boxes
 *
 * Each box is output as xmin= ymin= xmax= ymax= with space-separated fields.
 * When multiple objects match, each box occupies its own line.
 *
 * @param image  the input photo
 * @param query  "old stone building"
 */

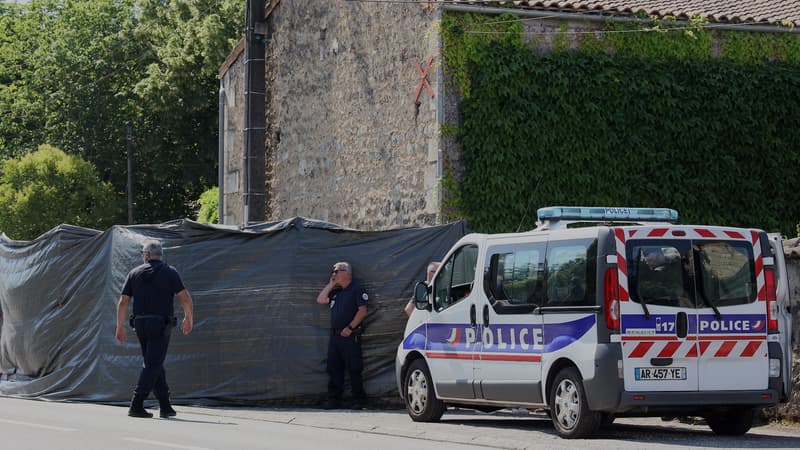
xmin=220 ymin=0 xmax=442 ymax=228
xmin=219 ymin=1 xmax=800 ymax=231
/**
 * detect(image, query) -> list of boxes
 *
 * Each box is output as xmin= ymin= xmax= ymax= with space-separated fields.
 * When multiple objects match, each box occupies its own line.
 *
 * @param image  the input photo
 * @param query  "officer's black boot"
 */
xmin=158 ymin=396 xmax=177 ymax=418
xmin=128 ymin=394 xmax=153 ymax=418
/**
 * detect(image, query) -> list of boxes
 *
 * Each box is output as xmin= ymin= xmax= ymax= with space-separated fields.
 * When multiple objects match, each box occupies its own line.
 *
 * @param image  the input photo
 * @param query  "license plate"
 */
xmin=635 ymin=367 xmax=687 ymax=380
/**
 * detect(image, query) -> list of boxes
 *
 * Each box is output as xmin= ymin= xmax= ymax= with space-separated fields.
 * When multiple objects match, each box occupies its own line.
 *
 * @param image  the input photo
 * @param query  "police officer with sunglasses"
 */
xmin=316 ymin=261 xmax=368 ymax=410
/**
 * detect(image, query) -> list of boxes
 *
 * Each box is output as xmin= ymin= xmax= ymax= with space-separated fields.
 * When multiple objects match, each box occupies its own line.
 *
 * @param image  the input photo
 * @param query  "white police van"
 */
xmin=396 ymin=207 xmax=792 ymax=438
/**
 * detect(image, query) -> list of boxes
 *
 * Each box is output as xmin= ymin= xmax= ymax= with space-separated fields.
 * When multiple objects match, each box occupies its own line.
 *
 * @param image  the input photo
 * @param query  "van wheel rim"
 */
xmin=554 ymin=379 xmax=579 ymax=430
xmin=407 ymin=369 xmax=428 ymax=414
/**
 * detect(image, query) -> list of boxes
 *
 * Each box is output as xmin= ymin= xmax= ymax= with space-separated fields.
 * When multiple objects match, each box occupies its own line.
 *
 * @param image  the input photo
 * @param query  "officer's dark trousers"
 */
xmin=326 ymin=333 xmax=365 ymax=401
xmin=134 ymin=317 xmax=172 ymax=399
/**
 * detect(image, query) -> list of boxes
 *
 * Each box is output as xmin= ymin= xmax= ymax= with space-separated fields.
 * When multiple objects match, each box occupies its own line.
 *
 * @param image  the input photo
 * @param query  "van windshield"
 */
xmin=627 ymin=240 xmax=756 ymax=308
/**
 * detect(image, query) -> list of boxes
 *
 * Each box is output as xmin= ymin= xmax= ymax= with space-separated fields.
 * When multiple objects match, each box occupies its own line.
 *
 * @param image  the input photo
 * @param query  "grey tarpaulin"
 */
xmin=0 ymin=218 xmax=467 ymax=405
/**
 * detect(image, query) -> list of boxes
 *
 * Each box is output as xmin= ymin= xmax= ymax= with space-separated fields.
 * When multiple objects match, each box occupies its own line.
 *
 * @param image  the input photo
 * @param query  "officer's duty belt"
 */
xmin=134 ymin=315 xmax=178 ymax=325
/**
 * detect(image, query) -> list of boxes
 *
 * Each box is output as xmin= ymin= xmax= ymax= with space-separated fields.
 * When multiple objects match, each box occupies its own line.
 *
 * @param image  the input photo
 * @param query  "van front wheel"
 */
xmin=549 ymin=367 xmax=601 ymax=438
xmin=404 ymin=359 xmax=445 ymax=422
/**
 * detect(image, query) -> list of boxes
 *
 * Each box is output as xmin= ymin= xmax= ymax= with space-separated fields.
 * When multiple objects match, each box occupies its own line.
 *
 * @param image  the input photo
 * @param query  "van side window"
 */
xmin=483 ymin=244 xmax=545 ymax=314
xmin=696 ymin=241 xmax=756 ymax=307
xmin=433 ymin=245 xmax=478 ymax=311
xmin=545 ymin=239 xmax=597 ymax=307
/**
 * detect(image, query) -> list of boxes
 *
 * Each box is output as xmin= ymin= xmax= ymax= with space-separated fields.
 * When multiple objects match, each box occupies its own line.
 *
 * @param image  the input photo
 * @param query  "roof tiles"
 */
xmin=444 ymin=1 xmax=800 ymax=26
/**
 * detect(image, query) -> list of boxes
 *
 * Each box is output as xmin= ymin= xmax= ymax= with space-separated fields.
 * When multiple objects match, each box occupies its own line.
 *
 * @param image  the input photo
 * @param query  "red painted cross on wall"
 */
xmin=412 ymin=55 xmax=435 ymax=103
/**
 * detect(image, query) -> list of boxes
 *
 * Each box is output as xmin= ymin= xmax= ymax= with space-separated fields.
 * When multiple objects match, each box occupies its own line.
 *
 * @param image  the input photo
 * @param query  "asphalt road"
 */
xmin=1 ymin=397 xmax=799 ymax=449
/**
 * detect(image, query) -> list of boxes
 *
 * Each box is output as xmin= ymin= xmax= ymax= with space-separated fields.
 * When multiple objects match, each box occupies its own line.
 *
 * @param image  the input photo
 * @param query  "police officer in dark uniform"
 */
xmin=115 ymin=239 xmax=194 ymax=418
xmin=316 ymin=261 xmax=368 ymax=410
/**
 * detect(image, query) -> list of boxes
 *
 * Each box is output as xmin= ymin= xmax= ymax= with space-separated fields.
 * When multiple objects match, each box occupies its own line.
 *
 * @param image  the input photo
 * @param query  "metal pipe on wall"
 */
xmin=243 ymin=0 xmax=266 ymax=227
xmin=218 ymin=81 xmax=225 ymax=224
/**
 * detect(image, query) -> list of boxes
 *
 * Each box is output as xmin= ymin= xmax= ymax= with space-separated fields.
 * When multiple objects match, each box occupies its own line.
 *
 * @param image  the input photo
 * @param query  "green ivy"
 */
xmin=605 ymin=16 xmax=713 ymax=60
xmin=440 ymin=164 xmax=463 ymax=223
xmin=440 ymin=123 xmax=461 ymax=137
xmin=441 ymin=13 xmax=523 ymax=98
xmin=443 ymin=12 xmax=800 ymax=236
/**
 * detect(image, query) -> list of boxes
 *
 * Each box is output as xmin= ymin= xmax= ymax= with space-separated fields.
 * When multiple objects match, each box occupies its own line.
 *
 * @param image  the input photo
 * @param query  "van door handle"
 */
xmin=676 ymin=312 xmax=688 ymax=338
xmin=483 ymin=305 xmax=490 ymax=327
xmin=470 ymin=304 xmax=477 ymax=327
xmin=651 ymin=357 xmax=673 ymax=366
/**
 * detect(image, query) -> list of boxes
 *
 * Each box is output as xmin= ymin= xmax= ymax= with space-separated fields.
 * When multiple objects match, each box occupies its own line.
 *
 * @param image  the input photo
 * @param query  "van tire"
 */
xmin=404 ymin=359 xmax=445 ymax=422
xmin=549 ymin=367 xmax=601 ymax=438
xmin=706 ymin=407 xmax=754 ymax=436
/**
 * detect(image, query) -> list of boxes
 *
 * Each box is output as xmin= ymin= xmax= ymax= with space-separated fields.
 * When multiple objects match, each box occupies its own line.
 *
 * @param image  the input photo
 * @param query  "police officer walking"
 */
xmin=316 ymin=261 xmax=368 ymax=409
xmin=115 ymin=239 xmax=194 ymax=418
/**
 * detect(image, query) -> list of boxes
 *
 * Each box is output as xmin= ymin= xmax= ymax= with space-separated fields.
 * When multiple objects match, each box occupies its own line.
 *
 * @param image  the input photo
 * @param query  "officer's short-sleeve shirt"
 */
xmin=328 ymin=281 xmax=368 ymax=329
xmin=121 ymin=260 xmax=185 ymax=317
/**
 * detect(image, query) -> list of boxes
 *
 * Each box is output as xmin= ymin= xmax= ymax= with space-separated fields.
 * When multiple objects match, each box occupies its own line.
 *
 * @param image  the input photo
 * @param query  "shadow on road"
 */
xmin=438 ymin=412 xmax=800 ymax=448
xmin=164 ymin=417 xmax=238 ymax=425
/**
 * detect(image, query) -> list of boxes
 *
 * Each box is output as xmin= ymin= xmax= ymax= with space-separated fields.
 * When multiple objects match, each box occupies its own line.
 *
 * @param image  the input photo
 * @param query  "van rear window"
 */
xmin=696 ymin=241 xmax=757 ymax=307
xmin=627 ymin=240 xmax=756 ymax=308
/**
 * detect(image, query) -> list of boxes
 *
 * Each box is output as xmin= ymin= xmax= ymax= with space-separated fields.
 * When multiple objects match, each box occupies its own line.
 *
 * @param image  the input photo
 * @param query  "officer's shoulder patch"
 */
xmin=362 ymin=292 xmax=369 ymax=301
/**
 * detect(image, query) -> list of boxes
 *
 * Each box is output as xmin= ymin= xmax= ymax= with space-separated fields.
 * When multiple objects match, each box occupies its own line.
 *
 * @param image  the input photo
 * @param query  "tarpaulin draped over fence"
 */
xmin=0 ymin=218 xmax=467 ymax=405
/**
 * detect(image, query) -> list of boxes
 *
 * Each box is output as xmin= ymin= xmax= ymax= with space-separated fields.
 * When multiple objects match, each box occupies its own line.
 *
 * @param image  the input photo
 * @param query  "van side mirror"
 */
xmin=414 ymin=281 xmax=430 ymax=310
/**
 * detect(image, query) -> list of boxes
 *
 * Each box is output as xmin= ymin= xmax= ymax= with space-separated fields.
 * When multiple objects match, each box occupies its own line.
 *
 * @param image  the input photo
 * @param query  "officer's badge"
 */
xmin=362 ymin=292 xmax=369 ymax=302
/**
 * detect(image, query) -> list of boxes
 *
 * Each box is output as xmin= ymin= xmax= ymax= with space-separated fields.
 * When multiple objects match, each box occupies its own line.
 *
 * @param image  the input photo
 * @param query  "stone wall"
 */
xmin=260 ymin=0 xmax=441 ymax=229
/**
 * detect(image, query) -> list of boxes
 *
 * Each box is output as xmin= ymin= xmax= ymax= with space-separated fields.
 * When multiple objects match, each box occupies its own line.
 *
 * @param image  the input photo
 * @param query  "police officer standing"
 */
xmin=316 ymin=261 xmax=368 ymax=409
xmin=115 ymin=239 xmax=194 ymax=418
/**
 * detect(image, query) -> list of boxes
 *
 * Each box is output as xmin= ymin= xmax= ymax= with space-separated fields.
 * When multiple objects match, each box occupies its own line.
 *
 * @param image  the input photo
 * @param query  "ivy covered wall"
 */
xmin=442 ymin=13 xmax=800 ymax=235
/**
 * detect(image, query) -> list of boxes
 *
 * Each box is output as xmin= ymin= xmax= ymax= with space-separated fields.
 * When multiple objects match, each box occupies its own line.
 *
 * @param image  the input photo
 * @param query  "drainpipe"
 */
xmin=218 ymin=81 xmax=225 ymax=224
xmin=243 ymin=0 xmax=266 ymax=227
xmin=435 ymin=7 xmax=444 ymax=224
xmin=441 ymin=4 xmax=800 ymax=34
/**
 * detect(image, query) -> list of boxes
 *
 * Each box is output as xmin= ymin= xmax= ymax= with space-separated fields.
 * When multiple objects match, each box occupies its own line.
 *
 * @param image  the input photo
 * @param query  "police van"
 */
xmin=396 ymin=207 xmax=792 ymax=438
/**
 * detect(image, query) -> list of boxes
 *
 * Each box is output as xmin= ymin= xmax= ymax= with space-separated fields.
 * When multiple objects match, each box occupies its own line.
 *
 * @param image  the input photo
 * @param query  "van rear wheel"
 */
xmin=404 ymin=359 xmax=445 ymax=422
xmin=549 ymin=367 xmax=601 ymax=438
xmin=706 ymin=407 xmax=754 ymax=436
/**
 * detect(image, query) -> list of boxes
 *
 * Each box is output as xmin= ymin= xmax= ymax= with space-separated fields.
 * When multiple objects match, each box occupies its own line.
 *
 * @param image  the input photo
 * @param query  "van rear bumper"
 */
xmin=620 ymin=389 xmax=782 ymax=407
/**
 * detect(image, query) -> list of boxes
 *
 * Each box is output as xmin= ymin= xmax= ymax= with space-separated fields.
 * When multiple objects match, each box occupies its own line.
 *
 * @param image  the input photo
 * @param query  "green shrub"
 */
xmin=0 ymin=145 xmax=120 ymax=240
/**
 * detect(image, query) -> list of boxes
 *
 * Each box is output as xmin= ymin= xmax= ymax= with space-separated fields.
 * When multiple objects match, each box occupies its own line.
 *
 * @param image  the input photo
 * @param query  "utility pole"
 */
xmin=126 ymin=122 xmax=134 ymax=224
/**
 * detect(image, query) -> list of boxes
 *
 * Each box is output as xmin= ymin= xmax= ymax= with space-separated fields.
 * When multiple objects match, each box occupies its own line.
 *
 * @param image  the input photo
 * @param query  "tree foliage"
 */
xmin=195 ymin=186 xmax=218 ymax=223
xmin=0 ymin=0 xmax=243 ymax=225
xmin=0 ymin=145 xmax=119 ymax=240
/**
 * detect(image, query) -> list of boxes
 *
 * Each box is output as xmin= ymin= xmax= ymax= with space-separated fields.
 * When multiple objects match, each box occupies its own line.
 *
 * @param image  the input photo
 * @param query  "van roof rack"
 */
xmin=535 ymin=206 xmax=680 ymax=230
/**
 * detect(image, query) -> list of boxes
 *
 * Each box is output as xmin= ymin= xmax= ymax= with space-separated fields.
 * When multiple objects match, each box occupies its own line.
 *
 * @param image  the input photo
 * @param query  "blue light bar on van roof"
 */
xmin=536 ymin=206 xmax=679 ymax=223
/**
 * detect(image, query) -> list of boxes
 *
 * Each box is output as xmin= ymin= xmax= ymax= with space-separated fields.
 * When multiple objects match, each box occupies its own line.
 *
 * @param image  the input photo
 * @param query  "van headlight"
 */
xmin=769 ymin=358 xmax=781 ymax=378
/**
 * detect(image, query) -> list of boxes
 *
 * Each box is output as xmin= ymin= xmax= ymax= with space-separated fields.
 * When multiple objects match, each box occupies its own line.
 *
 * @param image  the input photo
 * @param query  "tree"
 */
xmin=0 ymin=145 xmax=119 ymax=240
xmin=195 ymin=186 xmax=218 ymax=223
xmin=0 ymin=0 xmax=244 ymax=224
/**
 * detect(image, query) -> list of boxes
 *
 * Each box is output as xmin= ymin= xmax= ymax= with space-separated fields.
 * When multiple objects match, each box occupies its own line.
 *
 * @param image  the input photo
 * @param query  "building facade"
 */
xmin=220 ymin=0 xmax=442 ymax=229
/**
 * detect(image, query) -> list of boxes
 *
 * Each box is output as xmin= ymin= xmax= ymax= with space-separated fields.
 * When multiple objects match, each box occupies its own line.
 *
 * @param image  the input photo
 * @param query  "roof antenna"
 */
xmin=515 ymin=176 xmax=543 ymax=233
